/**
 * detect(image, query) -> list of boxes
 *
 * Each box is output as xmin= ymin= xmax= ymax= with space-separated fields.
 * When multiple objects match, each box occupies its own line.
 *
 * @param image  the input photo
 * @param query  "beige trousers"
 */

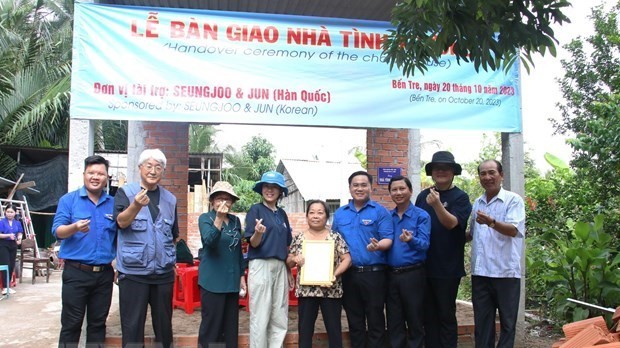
xmin=248 ymin=258 xmax=289 ymax=348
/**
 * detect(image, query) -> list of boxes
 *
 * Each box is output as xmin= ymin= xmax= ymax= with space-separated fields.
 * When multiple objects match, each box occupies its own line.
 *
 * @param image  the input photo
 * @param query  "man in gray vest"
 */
xmin=114 ymin=148 xmax=178 ymax=348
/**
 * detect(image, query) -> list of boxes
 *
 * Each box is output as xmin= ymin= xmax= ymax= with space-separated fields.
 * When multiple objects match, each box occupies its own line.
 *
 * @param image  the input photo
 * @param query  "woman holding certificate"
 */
xmin=287 ymin=200 xmax=352 ymax=348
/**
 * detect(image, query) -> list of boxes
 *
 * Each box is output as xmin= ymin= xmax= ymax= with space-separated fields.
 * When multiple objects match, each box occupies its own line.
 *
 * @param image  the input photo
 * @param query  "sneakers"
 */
xmin=1 ymin=288 xmax=15 ymax=295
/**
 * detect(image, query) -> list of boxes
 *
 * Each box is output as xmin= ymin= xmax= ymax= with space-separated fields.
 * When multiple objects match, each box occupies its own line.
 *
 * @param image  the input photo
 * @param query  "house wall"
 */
xmin=280 ymin=168 xmax=306 ymax=213
xmin=366 ymin=128 xmax=410 ymax=210
xmin=142 ymin=121 xmax=189 ymax=241
xmin=281 ymin=190 xmax=305 ymax=213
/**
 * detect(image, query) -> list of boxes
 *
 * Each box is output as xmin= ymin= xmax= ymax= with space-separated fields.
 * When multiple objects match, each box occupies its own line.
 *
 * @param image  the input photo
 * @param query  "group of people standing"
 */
xmin=49 ymin=147 xmax=524 ymax=348
xmin=328 ymin=151 xmax=525 ymax=348
xmin=53 ymin=149 xmax=179 ymax=348
xmin=198 ymin=150 xmax=525 ymax=348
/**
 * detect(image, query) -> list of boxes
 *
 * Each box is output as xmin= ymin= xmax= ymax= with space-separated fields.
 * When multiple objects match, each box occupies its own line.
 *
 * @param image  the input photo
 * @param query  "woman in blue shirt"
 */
xmin=0 ymin=206 xmax=23 ymax=294
xmin=197 ymin=181 xmax=246 ymax=348
xmin=244 ymin=171 xmax=293 ymax=348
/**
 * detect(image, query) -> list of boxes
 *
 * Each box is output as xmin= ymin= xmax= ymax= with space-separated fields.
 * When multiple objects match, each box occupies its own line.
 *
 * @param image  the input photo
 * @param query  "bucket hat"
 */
xmin=252 ymin=171 xmax=289 ymax=197
xmin=209 ymin=181 xmax=239 ymax=201
xmin=425 ymin=151 xmax=462 ymax=176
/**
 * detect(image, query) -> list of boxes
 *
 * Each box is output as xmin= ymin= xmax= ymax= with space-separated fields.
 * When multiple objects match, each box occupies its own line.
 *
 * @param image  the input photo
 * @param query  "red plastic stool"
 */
xmin=172 ymin=266 xmax=201 ymax=314
xmin=0 ymin=270 xmax=16 ymax=289
xmin=288 ymin=267 xmax=298 ymax=307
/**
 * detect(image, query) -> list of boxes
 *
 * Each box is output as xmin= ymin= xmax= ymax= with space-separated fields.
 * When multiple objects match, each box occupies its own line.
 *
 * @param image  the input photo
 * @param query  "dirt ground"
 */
xmin=106 ymin=300 xmax=474 ymax=336
xmin=1 ymin=269 xmax=560 ymax=347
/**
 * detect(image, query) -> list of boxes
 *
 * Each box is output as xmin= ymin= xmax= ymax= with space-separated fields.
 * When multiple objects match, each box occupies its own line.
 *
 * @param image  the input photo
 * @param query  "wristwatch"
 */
xmin=489 ymin=219 xmax=496 ymax=228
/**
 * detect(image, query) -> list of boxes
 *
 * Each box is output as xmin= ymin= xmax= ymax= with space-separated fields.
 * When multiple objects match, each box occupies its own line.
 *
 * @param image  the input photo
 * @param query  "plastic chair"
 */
xmin=172 ymin=266 xmax=201 ymax=314
xmin=0 ymin=265 xmax=9 ymax=298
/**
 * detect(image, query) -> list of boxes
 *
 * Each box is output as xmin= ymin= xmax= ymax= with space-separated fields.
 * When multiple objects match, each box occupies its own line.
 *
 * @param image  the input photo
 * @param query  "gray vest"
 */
xmin=116 ymin=182 xmax=177 ymax=275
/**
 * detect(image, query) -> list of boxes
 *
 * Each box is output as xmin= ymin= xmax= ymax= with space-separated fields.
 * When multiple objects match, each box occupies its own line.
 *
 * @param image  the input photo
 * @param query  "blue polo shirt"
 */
xmin=332 ymin=199 xmax=393 ymax=267
xmin=0 ymin=218 xmax=23 ymax=247
xmin=387 ymin=203 xmax=431 ymax=267
xmin=244 ymin=203 xmax=292 ymax=261
xmin=52 ymin=186 xmax=117 ymax=265
xmin=0 ymin=218 xmax=23 ymax=236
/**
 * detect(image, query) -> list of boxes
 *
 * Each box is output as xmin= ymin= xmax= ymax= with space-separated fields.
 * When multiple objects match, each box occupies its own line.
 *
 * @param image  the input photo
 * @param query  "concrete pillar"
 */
xmin=501 ymin=131 xmax=526 ymax=347
xmin=126 ymin=121 xmax=147 ymax=183
xmin=409 ymin=129 xmax=422 ymax=199
xmin=68 ymin=119 xmax=94 ymax=191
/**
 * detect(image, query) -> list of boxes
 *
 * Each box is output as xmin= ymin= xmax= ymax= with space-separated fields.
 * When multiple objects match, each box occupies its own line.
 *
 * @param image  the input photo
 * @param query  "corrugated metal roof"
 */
xmin=97 ymin=0 xmax=397 ymax=21
xmin=277 ymin=158 xmax=363 ymax=201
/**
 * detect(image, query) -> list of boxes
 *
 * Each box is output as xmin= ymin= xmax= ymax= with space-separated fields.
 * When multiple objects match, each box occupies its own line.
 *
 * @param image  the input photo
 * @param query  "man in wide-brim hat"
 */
xmin=424 ymin=150 xmax=463 ymax=176
xmin=416 ymin=151 xmax=472 ymax=348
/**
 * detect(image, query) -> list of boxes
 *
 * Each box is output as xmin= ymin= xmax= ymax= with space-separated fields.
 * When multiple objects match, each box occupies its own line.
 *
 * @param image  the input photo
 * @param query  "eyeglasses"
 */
xmin=142 ymin=164 xmax=164 ymax=173
xmin=214 ymin=197 xmax=233 ymax=202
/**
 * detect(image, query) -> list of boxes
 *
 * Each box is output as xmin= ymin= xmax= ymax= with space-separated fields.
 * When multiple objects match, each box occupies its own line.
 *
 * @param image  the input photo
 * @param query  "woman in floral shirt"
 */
xmin=287 ymin=200 xmax=351 ymax=348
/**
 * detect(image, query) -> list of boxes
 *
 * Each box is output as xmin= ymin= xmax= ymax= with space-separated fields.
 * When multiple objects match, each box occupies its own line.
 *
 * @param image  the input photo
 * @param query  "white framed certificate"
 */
xmin=300 ymin=239 xmax=335 ymax=286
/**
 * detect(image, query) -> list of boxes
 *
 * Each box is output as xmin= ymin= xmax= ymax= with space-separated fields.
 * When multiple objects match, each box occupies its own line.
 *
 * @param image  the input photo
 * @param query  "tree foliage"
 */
xmin=554 ymin=2 xmax=620 ymax=206
xmin=527 ymin=210 xmax=620 ymax=322
xmin=221 ymin=135 xmax=276 ymax=185
xmin=219 ymin=135 xmax=276 ymax=209
xmin=525 ymin=2 xmax=620 ymax=323
xmin=0 ymin=0 xmax=73 ymax=178
xmin=234 ymin=136 xmax=276 ymax=182
xmin=188 ymin=124 xmax=219 ymax=153
xmin=383 ymin=0 xmax=572 ymax=76
xmin=95 ymin=120 xmax=128 ymax=151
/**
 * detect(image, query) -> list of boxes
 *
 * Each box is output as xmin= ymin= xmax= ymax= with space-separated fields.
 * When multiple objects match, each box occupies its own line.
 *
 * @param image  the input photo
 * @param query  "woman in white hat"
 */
xmin=244 ymin=171 xmax=293 ymax=348
xmin=197 ymin=181 xmax=246 ymax=348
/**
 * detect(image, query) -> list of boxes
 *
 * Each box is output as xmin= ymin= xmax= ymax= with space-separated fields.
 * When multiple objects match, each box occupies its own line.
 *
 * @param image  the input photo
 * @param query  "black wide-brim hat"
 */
xmin=425 ymin=151 xmax=462 ymax=176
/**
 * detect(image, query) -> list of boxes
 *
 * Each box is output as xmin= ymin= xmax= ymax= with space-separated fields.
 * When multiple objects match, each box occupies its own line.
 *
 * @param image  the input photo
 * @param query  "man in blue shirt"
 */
xmin=332 ymin=171 xmax=393 ymax=348
xmin=386 ymin=175 xmax=430 ymax=348
xmin=52 ymin=155 xmax=117 ymax=347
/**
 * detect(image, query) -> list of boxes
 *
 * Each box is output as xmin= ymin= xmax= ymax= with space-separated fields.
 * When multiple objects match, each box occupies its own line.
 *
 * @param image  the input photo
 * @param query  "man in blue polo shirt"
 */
xmin=332 ymin=170 xmax=394 ymax=348
xmin=386 ymin=175 xmax=430 ymax=348
xmin=52 ymin=155 xmax=117 ymax=347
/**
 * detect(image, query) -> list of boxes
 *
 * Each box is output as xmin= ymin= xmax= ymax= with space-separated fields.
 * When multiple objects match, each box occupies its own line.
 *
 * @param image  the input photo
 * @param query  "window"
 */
xmin=326 ymin=199 xmax=341 ymax=225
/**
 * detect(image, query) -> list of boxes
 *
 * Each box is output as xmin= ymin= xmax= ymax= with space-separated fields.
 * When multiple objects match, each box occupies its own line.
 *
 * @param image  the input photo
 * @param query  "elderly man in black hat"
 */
xmin=415 ymin=151 xmax=472 ymax=348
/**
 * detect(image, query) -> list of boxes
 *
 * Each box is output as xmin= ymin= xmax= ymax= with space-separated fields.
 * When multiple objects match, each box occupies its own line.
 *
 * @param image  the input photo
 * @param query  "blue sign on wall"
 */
xmin=378 ymin=167 xmax=401 ymax=185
